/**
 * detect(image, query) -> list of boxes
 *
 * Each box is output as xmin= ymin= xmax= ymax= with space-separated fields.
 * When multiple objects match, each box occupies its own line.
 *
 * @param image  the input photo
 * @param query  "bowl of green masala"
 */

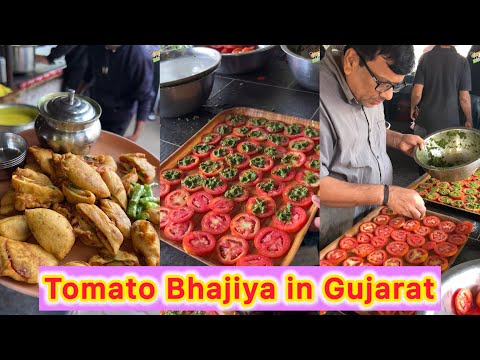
xmin=414 ymin=127 xmax=480 ymax=181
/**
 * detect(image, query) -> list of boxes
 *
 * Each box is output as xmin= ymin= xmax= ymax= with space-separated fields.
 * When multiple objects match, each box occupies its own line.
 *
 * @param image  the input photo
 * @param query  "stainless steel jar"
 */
xmin=35 ymin=89 xmax=102 ymax=154
xmin=11 ymin=45 xmax=37 ymax=74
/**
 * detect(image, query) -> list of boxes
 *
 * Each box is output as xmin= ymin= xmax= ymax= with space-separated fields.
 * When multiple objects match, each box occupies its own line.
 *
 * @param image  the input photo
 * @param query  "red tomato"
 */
xmin=232 ymin=126 xmax=250 ymax=138
xmin=424 ymin=255 xmax=449 ymax=271
xmin=375 ymin=225 xmax=394 ymax=238
xmin=283 ymin=123 xmax=304 ymax=139
xmin=447 ymin=233 xmax=467 ymax=246
xmin=203 ymin=177 xmax=227 ymax=195
xmin=214 ymin=124 xmax=232 ymax=135
xmin=381 ymin=207 xmax=397 ymax=216
xmin=192 ymin=144 xmax=214 ymax=158
xmin=210 ymin=147 xmax=233 ymax=162
xmin=209 ymin=196 xmax=234 ymax=213
xmin=288 ymin=137 xmax=314 ymax=153
xmin=373 ymin=215 xmax=390 ymax=225
xmin=359 ymin=222 xmax=377 ymax=233
xmin=254 ymin=227 xmax=291 ymax=258
xmin=266 ymin=133 xmax=289 ymax=147
xmin=159 ymin=207 xmax=170 ymax=229
xmin=386 ymin=241 xmax=409 ymax=257
xmin=403 ymin=219 xmax=420 ymax=232
xmin=438 ymin=221 xmax=457 ymax=233
xmin=160 ymin=168 xmax=184 ymax=185
xmin=391 ymin=229 xmax=408 ymax=242
xmin=249 ymin=155 xmax=274 ymax=172
xmin=325 ymin=249 xmax=348 ymax=265
xmin=320 ymin=260 xmax=333 ymax=266
xmin=168 ymin=206 xmax=194 ymax=224
xmin=224 ymin=184 xmax=249 ymax=203
xmin=255 ymin=179 xmax=285 ymax=198
xmin=404 ymin=248 xmax=428 ymax=264
xmin=384 ymin=257 xmax=403 ymax=266
xmin=280 ymin=151 xmax=307 ymax=167
xmin=342 ymin=257 xmax=364 ymax=266
xmin=180 ymin=173 xmax=205 ymax=193
xmin=201 ymin=211 xmax=231 ymax=235
xmin=215 ymin=235 xmax=249 ymax=265
xmin=225 ymin=114 xmax=246 ymax=127
xmin=429 ymin=230 xmax=448 ymax=243
xmin=230 ymin=213 xmax=261 ymax=240
xmin=246 ymin=195 xmax=276 ymax=218
xmin=296 ymin=169 xmax=320 ymax=188
xmin=263 ymin=145 xmax=287 ymax=160
xmin=186 ymin=191 xmax=213 ymax=213
xmin=272 ymin=204 xmax=308 ymax=233
xmin=414 ymin=226 xmax=432 ymax=236
xmin=239 ymin=169 xmax=263 ymax=187
xmin=237 ymin=141 xmax=261 ymax=156
xmin=265 ymin=120 xmax=286 ymax=133
xmin=165 ymin=189 xmax=190 ymax=208
xmin=406 ymin=233 xmax=426 ymax=247
xmin=201 ymin=132 xmax=222 ymax=145
xmin=371 ymin=236 xmax=388 ymax=248
xmin=177 ymin=154 xmax=200 ymax=171
xmin=282 ymin=185 xmax=313 ymax=207
xmin=455 ymin=221 xmax=473 ymax=235
xmin=236 ymin=254 xmax=273 ymax=266
xmin=164 ymin=220 xmax=194 ymax=242
xmin=434 ymin=242 xmax=458 ymax=257
xmin=199 ymin=160 xmax=224 ymax=177
xmin=423 ymin=216 xmax=441 ymax=227
xmin=454 ymin=288 xmax=473 ymax=315
xmin=246 ymin=117 xmax=268 ymax=129
xmin=219 ymin=167 xmax=239 ymax=182
xmin=389 ymin=217 xmax=406 ymax=229
xmin=247 ymin=128 xmax=268 ymax=142
xmin=241 ymin=46 xmax=255 ymax=52
xmin=356 ymin=232 xmax=373 ymax=244
xmin=339 ymin=237 xmax=358 ymax=250
xmin=182 ymin=231 xmax=216 ymax=256
xmin=351 ymin=244 xmax=375 ymax=258
xmin=422 ymin=241 xmax=438 ymax=251
xmin=301 ymin=125 xmax=320 ymax=140
xmin=225 ymin=153 xmax=250 ymax=170
xmin=160 ymin=182 xmax=170 ymax=198
xmin=367 ymin=250 xmax=388 ymax=265
xmin=271 ymin=164 xmax=296 ymax=182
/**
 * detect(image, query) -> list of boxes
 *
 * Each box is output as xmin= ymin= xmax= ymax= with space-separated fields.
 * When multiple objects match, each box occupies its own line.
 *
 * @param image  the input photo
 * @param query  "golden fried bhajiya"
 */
xmin=119 ymin=153 xmax=156 ymax=184
xmin=131 ymin=220 xmax=160 ymax=266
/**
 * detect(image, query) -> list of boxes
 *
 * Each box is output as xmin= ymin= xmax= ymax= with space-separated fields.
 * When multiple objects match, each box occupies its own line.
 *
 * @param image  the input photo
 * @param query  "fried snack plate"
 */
xmin=0 ymin=129 xmax=161 ymax=298
xmin=159 ymin=107 xmax=319 ymax=266
xmin=409 ymin=173 xmax=480 ymax=217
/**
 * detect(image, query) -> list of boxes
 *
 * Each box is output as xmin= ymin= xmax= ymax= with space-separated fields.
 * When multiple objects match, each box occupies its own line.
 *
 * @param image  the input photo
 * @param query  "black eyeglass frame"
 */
xmin=353 ymin=48 xmax=407 ymax=94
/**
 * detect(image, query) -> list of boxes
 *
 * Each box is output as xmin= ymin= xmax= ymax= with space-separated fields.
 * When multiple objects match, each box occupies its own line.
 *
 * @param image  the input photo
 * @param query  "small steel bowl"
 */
xmin=0 ymin=132 xmax=28 ymax=180
xmin=215 ymin=45 xmax=276 ymax=75
xmin=0 ymin=103 xmax=38 ymax=133
xmin=413 ymin=127 xmax=480 ymax=181
xmin=281 ymin=45 xmax=319 ymax=92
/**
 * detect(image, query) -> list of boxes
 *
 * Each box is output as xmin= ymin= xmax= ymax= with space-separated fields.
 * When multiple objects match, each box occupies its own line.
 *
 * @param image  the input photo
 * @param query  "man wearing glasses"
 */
xmin=319 ymin=45 xmax=426 ymax=249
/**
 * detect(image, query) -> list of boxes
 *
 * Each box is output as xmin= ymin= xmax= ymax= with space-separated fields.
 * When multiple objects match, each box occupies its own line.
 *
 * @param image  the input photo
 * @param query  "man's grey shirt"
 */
xmin=320 ymin=47 xmax=393 ymax=247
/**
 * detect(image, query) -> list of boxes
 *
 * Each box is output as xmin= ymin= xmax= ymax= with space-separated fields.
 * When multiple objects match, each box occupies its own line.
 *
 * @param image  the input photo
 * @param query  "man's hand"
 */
xmin=308 ymin=195 xmax=320 ymax=231
xmin=465 ymin=120 xmax=473 ymax=129
xmin=388 ymin=186 xmax=426 ymax=220
xmin=398 ymin=134 xmax=424 ymax=157
xmin=35 ymin=55 xmax=49 ymax=65
xmin=126 ymin=132 xmax=140 ymax=142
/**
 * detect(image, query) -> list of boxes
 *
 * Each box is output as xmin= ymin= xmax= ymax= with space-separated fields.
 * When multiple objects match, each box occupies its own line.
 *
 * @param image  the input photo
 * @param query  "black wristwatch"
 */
xmin=382 ymin=185 xmax=389 ymax=207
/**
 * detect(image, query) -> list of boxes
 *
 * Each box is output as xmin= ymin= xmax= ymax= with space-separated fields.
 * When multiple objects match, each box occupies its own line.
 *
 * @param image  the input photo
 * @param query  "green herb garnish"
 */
xmin=267 ymin=133 xmax=287 ymax=145
xmin=281 ymin=153 xmax=298 ymax=164
xmin=276 ymin=203 xmax=292 ymax=222
xmin=216 ymin=125 xmax=231 ymax=135
xmin=181 ymin=174 xmax=203 ymax=189
xmin=203 ymin=177 xmax=223 ymax=190
xmin=285 ymin=124 xmax=302 ymax=135
xmin=178 ymin=156 xmax=195 ymax=167
xmin=304 ymin=126 xmax=319 ymax=138
xmin=224 ymin=185 xmax=245 ymax=199
xmin=241 ymin=142 xmax=259 ymax=153
xmin=226 ymin=153 xmax=246 ymax=166
xmin=257 ymin=179 xmax=275 ymax=192
xmin=162 ymin=170 xmax=181 ymax=181
xmin=226 ymin=115 xmax=245 ymax=125
xmin=240 ymin=169 xmax=258 ymax=184
xmin=193 ymin=143 xmax=214 ymax=154
xmin=266 ymin=121 xmax=284 ymax=132
xmin=236 ymin=126 xmax=250 ymax=135
xmin=291 ymin=140 xmax=311 ymax=150
xmin=250 ymin=156 xmax=266 ymax=168
xmin=248 ymin=117 xmax=267 ymax=127
xmin=200 ymin=160 xmax=221 ymax=173
xmin=220 ymin=136 xmax=241 ymax=147
xmin=273 ymin=165 xmax=292 ymax=178
xmin=219 ymin=167 xmax=238 ymax=179
xmin=308 ymin=159 xmax=320 ymax=170
xmin=252 ymin=198 xmax=267 ymax=214
xmin=287 ymin=186 xmax=308 ymax=201
xmin=213 ymin=147 xmax=229 ymax=158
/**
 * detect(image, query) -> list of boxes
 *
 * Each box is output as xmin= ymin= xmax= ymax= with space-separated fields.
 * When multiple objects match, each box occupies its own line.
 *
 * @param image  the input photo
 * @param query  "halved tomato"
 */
xmin=201 ymin=132 xmax=222 ymax=145
xmin=296 ymin=169 xmax=320 ymax=188
xmin=219 ymin=167 xmax=239 ymax=182
xmin=424 ymin=255 xmax=449 ymax=272
xmin=434 ymin=242 xmax=458 ymax=257
xmin=447 ymin=233 xmax=467 ymax=246
xmin=356 ymin=232 xmax=373 ymax=244
xmin=199 ymin=160 xmax=224 ymax=177
xmin=201 ymin=211 xmax=231 ymax=235
xmin=263 ymin=145 xmax=287 ymax=160
xmin=246 ymin=195 xmax=276 ymax=218
xmin=288 ymin=137 xmax=314 ymax=153
xmin=210 ymin=146 xmax=233 ymax=161
xmin=367 ymin=250 xmax=388 ymax=265
xmin=455 ymin=221 xmax=473 ymax=235
xmin=406 ymin=233 xmax=426 ymax=247
xmin=339 ymin=237 xmax=358 ymax=251
xmin=233 ymin=126 xmax=251 ymax=138
xmin=203 ymin=177 xmax=227 ymax=195
xmin=164 ymin=220 xmax=194 ymax=242
xmin=429 ymin=230 xmax=448 ymax=243
xmin=209 ymin=196 xmax=234 ymax=213
xmin=182 ymin=231 xmax=216 ymax=256
xmin=224 ymin=184 xmax=249 ymax=203
xmin=404 ymin=248 xmax=428 ymax=264
xmin=255 ymin=179 xmax=285 ymax=198
xmin=230 ymin=213 xmax=261 ymax=240
xmin=160 ymin=182 xmax=170 ymax=198
xmin=220 ymin=135 xmax=241 ymax=148
xmin=236 ymin=254 xmax=273 ymax=266
xmin=283 ymin=123 xmax=304 ymax=139
xmin=381 ymin=207 xmax=397 ymax=216
xmin=254 ymin=227 xmax=291 ymax=258
xmin=272 ymin=203 xmax=308 ymax=233
xmin=186 ymin=191 xmax=213 ymax=213
xmin=168 ymin=206 xmax=194 ymax=224
xmin=239 ymin=168 xmax=263 ymax=187
xmin=249 ymin=155 xmax=274 ymax=172
xmin=359 ymin=222 xmax=377 ymax=233
xmin=403 ymin=220 xmax=420 ymax=232
xmin=389 ymin=217 xmax=406 ymax=229
xmin=414 ymin=226 xmax=431 ymax=236
xmin=265 ymin=120 xmax=285 ymax=133
xmin=351 ymin=244 xmax=375 ymax=258
xmin=215 ymin=235 xmax=249 ymax=265
xmin=423 ymin=216 xmax=441 ymax=227
xmin=246 ymin=117 xmax=267 ymax=129
xmin=280 ymin=151 xmax=307 ymax=167
xmin=304 ymin=155 xmax=320 ymax=171
xmin=177 ymin=154 xmax=200 ymax=171
xmin=320 ymin=260 xmax=333 ymax=266
xmin=375 ymin=225 xmax=394 ymax=238
xmin=192 ymin=143 xmax=214 ymax=158
xmin=371 ymin=236 xmax=388 ymax=248
xmin=373 ymin=215 xmax=390 ymax=225
xmin=325 ymin=249 xmax=348 ymax=265
xmin=342 ymin=257 xmax=364 ymax=266
xmin=266 ymin=133 xmax=289 ymax=147
xmin=422 ymin=241 xmax=438 ymax=250
xmin=225 ymin=153 xmax=250 ymax=170
xmin=237 ymin=141 xmax=261 ymax=156
xmin=181 ymin=174 xmax=205 ymax=192
xmin=282 ymin=184 xmax=313 ymax=207
xmin=271 ymin=164 xmax=296 ymax=182
xmin=214 ymin=124 xmax=232 ymax=136
xmin=438 ymin=221 xmax=457 ymax=233
xmin=391 ymin=229 xmax=408 ymax=242
xmin=247 ymin=128 xmax=268 ymax=142
xmin=160 ymin=168 xmax=184 ymax=185
xmin=165 ymin=189 xmax=190 ymax=208
xmin=384 ymin=257 xmax=403 ymax=266
xmin=302 ymin=125 xmax=320 ymax=140
xmin=225 ymin=114 xmax=246 ymax=127
xmin=159 ymin=207 xmax=170 ymax=229
xmin=453 ymin=288 xmax=473 ymax=315
xmin=386 ymin=241 xmax=409 ymax=257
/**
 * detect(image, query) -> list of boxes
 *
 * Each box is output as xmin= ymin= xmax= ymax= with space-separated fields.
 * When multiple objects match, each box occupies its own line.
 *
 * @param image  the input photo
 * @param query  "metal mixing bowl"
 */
xmin=160 ymin=47 xmax=221 ymax=118
xmin=281 ymin=45 xmax=319 ymax=92
xmin=418 ymin=259 xmax=480 ymax=315
xmin=413 ymin=127 xmax=480 ymax=181
xmin=0 ymin=103 xmax=38 ymax=133
xmin=0 ymin=132 xmax=28 ymax=180
xmin=215 ymin=45 xmax=276 ymax=75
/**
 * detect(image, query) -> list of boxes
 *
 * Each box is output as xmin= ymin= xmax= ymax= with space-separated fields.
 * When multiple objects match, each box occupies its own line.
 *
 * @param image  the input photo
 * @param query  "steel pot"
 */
xmin=281 ymin=45 xmax=319 ymax=92
xmin=0 ymin=103 xmax=38 ymax=133
xmin=11 ymin=45 xmax=37 ymax=74
xmin=35 ymin=90 xmax=102 ymax=154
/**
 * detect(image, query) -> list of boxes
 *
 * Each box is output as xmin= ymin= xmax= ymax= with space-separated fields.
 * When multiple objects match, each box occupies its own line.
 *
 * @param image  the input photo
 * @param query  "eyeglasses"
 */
xmin=354 ymin=49 xmax=407 ymax=93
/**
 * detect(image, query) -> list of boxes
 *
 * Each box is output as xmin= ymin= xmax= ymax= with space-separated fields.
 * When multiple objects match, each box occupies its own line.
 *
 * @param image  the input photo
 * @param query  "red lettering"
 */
xmin=167 ymin=277 xmax=184 ymax=299
xmin=125 ymin=278 xmax=137 ymax=299
xmin=108 ymin=282 xmax=123 ymax=299
xmin=43 ymin=277 xmax=62 ymax=300
xmin=139 ymin=283 xmax=155 ymax=300
xmin=188 ymin=276 xmax=203 ymax=299
xmin=324 ymin=277 xmax=344 ymax=300
xmin=62 ymin=282 xmax=78 ymax=300
xmin=82 ymin=282 xmax=106 ymax=300
xmin=297 ymin=282 xmax=312 ymax=300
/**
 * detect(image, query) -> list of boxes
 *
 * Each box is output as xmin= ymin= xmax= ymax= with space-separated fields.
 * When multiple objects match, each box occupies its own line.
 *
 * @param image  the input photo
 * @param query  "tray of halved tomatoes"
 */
xmin=411 ymin=169 xmax=480 ymax=216
xmin=319 ymin=206 xmax=473 ymax=271
xmin=160 ymin=107 xmax=319 ymax=266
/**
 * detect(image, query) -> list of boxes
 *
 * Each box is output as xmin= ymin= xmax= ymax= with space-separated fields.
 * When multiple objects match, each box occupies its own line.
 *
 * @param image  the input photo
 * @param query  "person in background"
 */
xmin=144 ymin=45 xmax=160 ymax=120
xmin=320 ymin=45 xmax=426 ymax=249
xmin=35 ymin=45 xmax=88 ymax=92
xmin=77 ymin=45 xmax=154 ymax=142
xmin=467 ymin=45 xmax=480 ymax=129
xmin=410 ymin=45 xmax=473 ymax=137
